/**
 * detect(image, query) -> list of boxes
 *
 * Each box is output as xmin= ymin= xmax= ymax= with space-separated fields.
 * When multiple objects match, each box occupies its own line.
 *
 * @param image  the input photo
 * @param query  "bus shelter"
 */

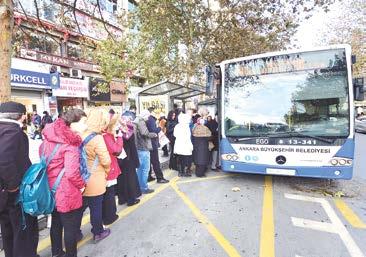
xmin=136 ymin=80 xmax=206 ymax=115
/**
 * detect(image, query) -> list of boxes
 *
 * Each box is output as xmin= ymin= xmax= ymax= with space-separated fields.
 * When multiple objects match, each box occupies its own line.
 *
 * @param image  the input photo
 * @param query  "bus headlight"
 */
xmin=329 ymin=157 xmax=352 ymax=166
xmin=222 ymin=154 xmax=239 ymax=161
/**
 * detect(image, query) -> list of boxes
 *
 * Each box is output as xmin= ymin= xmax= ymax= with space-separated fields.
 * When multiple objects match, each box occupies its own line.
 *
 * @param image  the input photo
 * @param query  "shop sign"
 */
xmin=139 ymin=95 xmax=169 ymax=116
xmin=53 ymin=77 xmax=89 ymax=98
xmin=110 ymin=80 xmax=127 ymax=103
xmin=89 ymin=78 xmax=110 ymax=102
xmin=19 ymin=48 xmax=101 ymax=72
xmin=11 ymin=68 xmax=60 ymax=89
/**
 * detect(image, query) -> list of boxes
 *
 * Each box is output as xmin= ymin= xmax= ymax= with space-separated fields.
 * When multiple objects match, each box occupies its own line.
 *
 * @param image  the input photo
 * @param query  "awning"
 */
xmin=138 ymin=80 xmax=205 ymax=100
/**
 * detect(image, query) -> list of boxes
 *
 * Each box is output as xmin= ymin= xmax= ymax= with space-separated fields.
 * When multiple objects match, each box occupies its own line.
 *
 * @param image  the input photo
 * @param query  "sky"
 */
xmin=293 ymin=1 xmax=343 ymax=49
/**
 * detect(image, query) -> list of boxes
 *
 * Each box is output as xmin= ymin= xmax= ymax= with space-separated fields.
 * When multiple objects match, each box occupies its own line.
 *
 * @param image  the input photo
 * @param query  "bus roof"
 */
xmin=220 ymin=44 xmax=351 ymax=66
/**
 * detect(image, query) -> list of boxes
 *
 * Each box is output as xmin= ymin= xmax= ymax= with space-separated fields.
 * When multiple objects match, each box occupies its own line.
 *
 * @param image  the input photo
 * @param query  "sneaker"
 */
xmin=157 ymin=178 xmax=169 ymax=183
xmin=93 ymin=228 xmax=111 ymax=243
xmin=127 ymin=198 xmax=140 ymax=206
xmin=142 ymin=189 xmax=154 ymax=194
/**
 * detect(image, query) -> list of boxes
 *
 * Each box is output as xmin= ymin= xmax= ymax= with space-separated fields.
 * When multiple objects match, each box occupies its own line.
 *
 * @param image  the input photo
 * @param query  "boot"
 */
xmin=184 ymin=167 xmax=192 ymax=177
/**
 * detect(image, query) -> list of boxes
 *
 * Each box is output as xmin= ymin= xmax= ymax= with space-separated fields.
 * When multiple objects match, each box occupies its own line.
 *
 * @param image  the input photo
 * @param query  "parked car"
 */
xmin=355 ymin=117 xmax=366 ymax=133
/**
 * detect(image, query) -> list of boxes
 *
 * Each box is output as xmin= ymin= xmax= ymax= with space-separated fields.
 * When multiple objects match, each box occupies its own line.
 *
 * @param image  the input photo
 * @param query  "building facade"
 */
xmin=11 ymin=0 xmax=137 ymax=117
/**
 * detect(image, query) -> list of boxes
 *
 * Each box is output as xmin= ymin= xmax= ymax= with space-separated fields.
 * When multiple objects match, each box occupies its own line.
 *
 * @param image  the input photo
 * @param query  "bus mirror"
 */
xmin=351 ymin=55 xmax=357 ymax=64
xmin=353 ymin=77 xmax=364 ymax=101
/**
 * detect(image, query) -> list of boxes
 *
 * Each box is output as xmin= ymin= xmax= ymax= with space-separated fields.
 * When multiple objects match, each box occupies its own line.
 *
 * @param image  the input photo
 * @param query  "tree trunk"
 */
xmin=0 ymin=0 xmax=13 ymax=103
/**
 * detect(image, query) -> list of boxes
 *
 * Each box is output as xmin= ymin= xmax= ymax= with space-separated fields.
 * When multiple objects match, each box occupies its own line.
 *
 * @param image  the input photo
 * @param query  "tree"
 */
xmin=317 ymin=0 xmax=366 ymax=76
xmin=0 ymin=0 xmax=13 ymax=103
xmin=95 ymin=0 xmax=334 ymax=85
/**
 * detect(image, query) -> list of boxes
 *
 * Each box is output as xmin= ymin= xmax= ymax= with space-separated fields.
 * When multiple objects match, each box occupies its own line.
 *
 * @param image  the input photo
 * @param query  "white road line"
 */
xmin=285 ymin=193 xmax=364 ymax=257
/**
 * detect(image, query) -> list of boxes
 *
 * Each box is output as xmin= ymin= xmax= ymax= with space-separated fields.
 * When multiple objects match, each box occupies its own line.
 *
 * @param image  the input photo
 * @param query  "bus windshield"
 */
xmin=223 ymin=49 xmax=350 ymax=138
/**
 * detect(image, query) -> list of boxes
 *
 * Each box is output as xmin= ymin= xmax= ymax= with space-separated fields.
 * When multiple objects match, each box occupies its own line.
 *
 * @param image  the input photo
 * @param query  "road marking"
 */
xmin=334 ymin=198 xmax=366 ymax=229
xmin=259 ymin=176 xmax=275 ymax=257
xmin=285 ymin=193 xmax=364 ymax=257
xmin=171 ymin=182 xmax=242 ymax=257
xmin=37 ymin=172 xmax=176 ymax=253
xmin=176 ymin=174 xmax=235 ymax=184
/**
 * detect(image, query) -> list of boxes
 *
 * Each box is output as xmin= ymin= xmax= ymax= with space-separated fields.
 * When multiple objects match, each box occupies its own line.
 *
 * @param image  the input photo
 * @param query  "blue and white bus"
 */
xmin=219 ymin=45 xmax=363 ymax=179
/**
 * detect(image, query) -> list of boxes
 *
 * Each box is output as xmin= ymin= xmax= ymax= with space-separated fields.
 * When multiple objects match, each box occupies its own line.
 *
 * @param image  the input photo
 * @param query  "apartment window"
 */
xmin=67 ymin=42 xmax=82 ymax=59
xmin=26 ymin=33 xmax=61 ymax=55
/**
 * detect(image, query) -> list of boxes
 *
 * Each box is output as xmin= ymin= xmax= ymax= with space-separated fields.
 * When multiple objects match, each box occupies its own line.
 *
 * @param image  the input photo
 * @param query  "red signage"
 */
xmin=19 ymin=48 xmax=100 ymax=72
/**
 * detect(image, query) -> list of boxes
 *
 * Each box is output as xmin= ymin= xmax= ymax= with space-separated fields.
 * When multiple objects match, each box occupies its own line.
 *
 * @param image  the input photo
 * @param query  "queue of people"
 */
xmin=0 ymin=101 xmax=172 ymax=257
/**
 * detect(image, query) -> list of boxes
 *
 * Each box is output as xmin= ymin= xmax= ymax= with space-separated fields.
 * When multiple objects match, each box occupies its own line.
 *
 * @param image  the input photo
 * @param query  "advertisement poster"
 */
xmin=139 ymin=95 xmax=169 ymax=116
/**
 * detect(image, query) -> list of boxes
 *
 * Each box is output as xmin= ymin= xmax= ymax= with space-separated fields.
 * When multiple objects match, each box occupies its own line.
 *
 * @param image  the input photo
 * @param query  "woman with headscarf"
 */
xmin=116 ymin=115 xmax=141 ymax=206
xmin=192 ymin=118 xmax=212 ymax=177
xmin=81 ymin=108 xmax=111 ymax=243
xmin=173 ymin=113 xmax=193 ymax=177
xmin=102 ymin=114 xmax=123 ymax=225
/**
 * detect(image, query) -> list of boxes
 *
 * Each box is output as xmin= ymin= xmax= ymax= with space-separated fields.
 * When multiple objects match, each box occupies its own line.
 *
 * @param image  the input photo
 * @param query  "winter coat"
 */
xmin=41 ymin=115 xmax=53 ymax=127
xmin=146 ymin=115 xmax=161 ymax=150
xmin=0 ymin=119 xmax=31 ymax=191
xmin=173 ymin=113 xmax=193 ymax=156
xmin=206 ymin=120 xmax=219 ymax=151
xmin=134 ymin=117 xmax=157 ymax=151
xmin=41 ymin=119 xmax=85 ymax=213
xmin=32 ymin=114 xmax=41 ymax=125
xmin=192 ymin=124 xmax=212 ymax=166
xmin=103 ymin=132 xmax=123 ymax=181
xmin=166 ymin=119 xmax=178 ymax=142
xmin=81 ymin=130 xmax=111 ymax=197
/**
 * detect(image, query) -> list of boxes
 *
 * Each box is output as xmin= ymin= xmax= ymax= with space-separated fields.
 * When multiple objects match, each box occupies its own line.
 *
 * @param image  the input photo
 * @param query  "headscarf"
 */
xmin=120 ymin=115 xmax=134 ymax=140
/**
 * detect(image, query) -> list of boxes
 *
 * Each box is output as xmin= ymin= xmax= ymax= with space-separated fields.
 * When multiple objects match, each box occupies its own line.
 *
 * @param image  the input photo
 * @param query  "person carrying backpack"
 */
xmin=0 ymin=102 xmax=39 ymax=257
xmin=81 ymin=108 xmax=111 ymax=243
xmin=40 ymin=109 xmax=86 ymax=257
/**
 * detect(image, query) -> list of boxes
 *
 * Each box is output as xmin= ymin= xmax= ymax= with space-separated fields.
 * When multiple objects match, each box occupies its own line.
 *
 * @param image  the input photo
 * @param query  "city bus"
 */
xmin=218 ymin=45 xmax=363 ymax=179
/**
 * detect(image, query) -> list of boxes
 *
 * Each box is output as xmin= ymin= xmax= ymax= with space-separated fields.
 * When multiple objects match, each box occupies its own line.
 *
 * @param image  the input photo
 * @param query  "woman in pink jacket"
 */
xmin=40 ymin=109 xmax=86 ymax=257
xmin=102 ymin=114 xmax=123 ymax=225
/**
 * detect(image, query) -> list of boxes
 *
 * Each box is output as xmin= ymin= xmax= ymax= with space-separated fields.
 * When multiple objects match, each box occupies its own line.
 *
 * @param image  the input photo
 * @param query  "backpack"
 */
xmin=18 ymin=144 xmax=65 ymax=216
xmin=79 ymin=133 xmax=99 ymax=182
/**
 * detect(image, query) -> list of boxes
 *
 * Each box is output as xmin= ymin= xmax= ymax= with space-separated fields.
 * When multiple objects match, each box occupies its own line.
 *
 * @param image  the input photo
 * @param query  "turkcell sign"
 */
xmin=10 ymin=68 xmax=60 ymax=89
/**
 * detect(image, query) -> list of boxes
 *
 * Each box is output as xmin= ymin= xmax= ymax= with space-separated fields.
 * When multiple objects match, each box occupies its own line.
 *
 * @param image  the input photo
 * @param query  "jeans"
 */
xmin=82 ymin=195 xmax=104 ymax=235
xmin=149 ymin=148 xmax=164 ymax=180
xmin=51 ymin=208 xmax=82 ymax=257
xmin=136 ymin=150 xmax=150 ymax=192
xmin=211 ymin=150 xmax=218 ymax=169
xmin=0 ymin=192 xmax=39 ymax=257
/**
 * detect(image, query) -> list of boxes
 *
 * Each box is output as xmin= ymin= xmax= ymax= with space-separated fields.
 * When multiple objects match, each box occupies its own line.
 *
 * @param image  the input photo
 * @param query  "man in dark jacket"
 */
xmin=0 ymin=102 xmax=39 ymax=257
xmin=31 ymin=111 xmax=42 ymax=140
xmin=146 ymin=107 xmax=169 ymax=183
xmin=41 ymin=111 xmax=53 ymax=129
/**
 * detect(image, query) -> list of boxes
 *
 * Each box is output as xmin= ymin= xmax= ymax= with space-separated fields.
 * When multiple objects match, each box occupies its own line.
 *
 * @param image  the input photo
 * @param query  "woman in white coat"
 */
xmin=173 ymin=113 xmax=193 ymax=177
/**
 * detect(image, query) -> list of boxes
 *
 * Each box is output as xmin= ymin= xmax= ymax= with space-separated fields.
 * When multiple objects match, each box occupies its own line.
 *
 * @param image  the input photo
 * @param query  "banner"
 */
xmin=89 ymin=78 xmax=110 ymax=102
xmin=110 ymin=80 xmax=127 ymax=103
xmin=11 ymin=68 xmax=59 ymax=89
xmin=53 ymin=77 xmax=89 ymax=98
xmin=139 ymin=95 xmax=169 ymax=116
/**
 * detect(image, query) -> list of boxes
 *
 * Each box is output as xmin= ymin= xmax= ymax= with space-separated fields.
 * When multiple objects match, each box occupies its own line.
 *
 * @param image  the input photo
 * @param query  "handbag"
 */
xmin=208 ymin=141 xmax=215 ymax=151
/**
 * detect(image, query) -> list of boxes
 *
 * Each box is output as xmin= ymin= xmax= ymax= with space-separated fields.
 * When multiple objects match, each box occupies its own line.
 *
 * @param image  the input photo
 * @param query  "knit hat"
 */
xmin=0 ymin=101 xmax=26 ymax=114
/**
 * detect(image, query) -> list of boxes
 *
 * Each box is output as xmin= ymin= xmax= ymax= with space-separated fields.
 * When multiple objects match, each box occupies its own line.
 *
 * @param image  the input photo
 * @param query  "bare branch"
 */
xmin=33 ymin=0 xmax=61 ymax=44
xmin=96 ymin=0 xmax=115 ymax=41
xmin=72 ymin=0 xmax=85 ymax=37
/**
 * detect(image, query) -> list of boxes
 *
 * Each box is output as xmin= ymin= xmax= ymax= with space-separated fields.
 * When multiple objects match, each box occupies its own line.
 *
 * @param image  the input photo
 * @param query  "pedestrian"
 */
xmin=166 ymin=111 xmax=178 ymax=171
xmin=31 ymin=110 xmax=42 ymax=140
xmin=173 ymin=113 xmax=193 ymax=177
xmin=81 ymin=108 xmax=112 ymax=243
xmin=123 ymin=105 xmax=137 ymax=121
xmin=146 ymin=107 xmax=169 ymax=184
xmin=102 ymin=114 xmax=123 ymax=225
xmin=116 ymin=115 xmax=141 ymax=206
xmin=159 ymin=113 xmax=169 ymax=157
xmin=134 ymin=110 xmax=158 ymax=194
xmin=192 ymin=118 xmax=212 ymax=177
xmin=41 ymin=109 xmax=86 ymax=257
xmin=0 ymin=101 xmax=39 ymax=257
xmin=206 ymin=115 xmax=219 ymax=171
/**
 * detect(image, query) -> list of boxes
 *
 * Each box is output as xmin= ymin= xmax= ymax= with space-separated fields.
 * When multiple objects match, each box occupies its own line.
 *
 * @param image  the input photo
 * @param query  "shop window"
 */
xmin=26 ymin=32 xmax=61 ymax=55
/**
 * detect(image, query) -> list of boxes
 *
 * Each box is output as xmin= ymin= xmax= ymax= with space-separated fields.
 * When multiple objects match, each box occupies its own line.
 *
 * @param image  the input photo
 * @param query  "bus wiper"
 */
xmin=266 ymin=131 xmax=334 ymax=144
xmin=229 ymin=137 xmax=254 ymax=142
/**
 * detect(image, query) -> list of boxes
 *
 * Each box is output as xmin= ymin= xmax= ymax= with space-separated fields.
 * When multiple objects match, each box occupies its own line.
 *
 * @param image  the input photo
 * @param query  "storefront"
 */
xmin=52 ymin=77 xmax=89 ymax=112
xmin=10 ymin=58 xmax=59 ymax=116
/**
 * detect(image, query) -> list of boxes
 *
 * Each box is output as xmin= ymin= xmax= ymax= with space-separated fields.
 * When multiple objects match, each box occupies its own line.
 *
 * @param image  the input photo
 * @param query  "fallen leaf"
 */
xmin=232 ymin=187 xmax=241 ymax=192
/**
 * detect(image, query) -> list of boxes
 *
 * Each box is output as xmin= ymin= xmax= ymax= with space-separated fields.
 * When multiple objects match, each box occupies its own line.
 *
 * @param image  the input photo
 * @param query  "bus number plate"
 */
xmin=266 ymin=168 xmax=296 ymax=176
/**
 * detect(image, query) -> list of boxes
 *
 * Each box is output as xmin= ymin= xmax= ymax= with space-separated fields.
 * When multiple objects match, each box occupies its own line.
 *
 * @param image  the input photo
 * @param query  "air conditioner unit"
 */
xmin=70 ymin=68 xmax=82 ymax=78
